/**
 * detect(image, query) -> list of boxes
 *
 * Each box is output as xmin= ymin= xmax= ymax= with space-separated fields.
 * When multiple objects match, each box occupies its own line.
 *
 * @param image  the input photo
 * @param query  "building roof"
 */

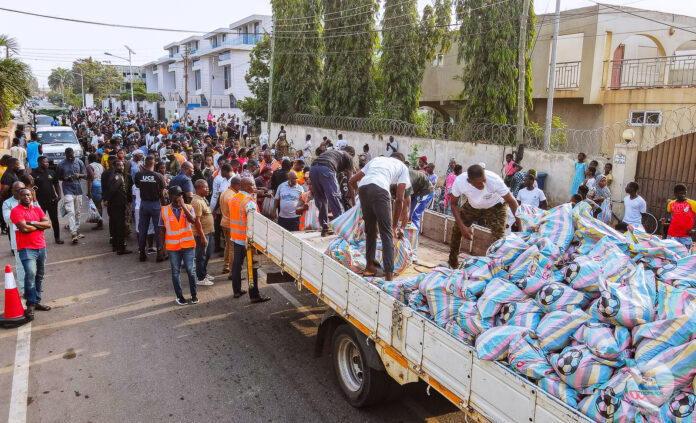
xmin=229 ymin=14 xmax=271 ymax=30
xmin=203 ymin=27 xmax=234 ymax=38
xmin=537 ymin=4 xmax=696 ymax=25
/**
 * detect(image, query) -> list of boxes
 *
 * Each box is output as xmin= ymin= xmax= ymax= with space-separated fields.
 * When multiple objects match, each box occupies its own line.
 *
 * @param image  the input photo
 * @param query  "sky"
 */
xmin=2 ymin=0 xmax=695 ymax=87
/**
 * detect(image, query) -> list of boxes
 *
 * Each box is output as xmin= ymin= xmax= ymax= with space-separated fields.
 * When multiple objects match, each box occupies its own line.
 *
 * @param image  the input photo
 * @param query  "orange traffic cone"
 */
xmin=0 ymin=265 xmax=27 ymax=328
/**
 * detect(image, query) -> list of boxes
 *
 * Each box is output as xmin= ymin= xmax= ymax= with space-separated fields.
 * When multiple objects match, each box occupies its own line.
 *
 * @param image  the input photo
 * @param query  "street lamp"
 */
xmin=105 ymin=45 xmax=136 ymax=111
xmin=74 ymin=71 xmax=85 ymax=108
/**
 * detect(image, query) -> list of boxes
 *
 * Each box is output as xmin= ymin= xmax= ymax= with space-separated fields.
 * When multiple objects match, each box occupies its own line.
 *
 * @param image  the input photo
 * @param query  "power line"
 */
xmin=586 ymin=1 xmax=696 ymax=36
xmin=0 ymin=7 xmax=207 ymax=33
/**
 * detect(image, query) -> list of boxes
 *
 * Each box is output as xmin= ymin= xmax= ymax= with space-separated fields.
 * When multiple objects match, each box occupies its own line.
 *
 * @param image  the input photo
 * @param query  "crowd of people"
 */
xmin=1 ymin=105 xmax=694 ymax=317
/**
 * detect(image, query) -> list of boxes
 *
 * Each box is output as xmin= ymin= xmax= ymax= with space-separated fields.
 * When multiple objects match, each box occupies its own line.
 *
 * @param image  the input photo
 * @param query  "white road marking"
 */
xmin=8 ymin=322 xmax=31 ymax=423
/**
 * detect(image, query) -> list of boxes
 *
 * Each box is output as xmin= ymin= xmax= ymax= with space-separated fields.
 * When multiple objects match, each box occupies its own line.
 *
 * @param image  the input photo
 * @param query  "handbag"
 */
xmin=86 ymin=199 xmax=102 ymax=223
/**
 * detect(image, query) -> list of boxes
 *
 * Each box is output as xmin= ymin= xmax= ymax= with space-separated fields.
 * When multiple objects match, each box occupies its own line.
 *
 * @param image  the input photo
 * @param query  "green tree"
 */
xmin=48 ymin=67 xmax=73 ymax=94
xmin=71 ymin=58 xmax=123 ymax=101
xmin=118 ymin=81 xmax=160 ymax=101
xmin=0 ymin=35 xmax=31 ymax=126
xmin=320 ymin=0 xmax=378 ymax=117
xmin=456 ymin=0 xmax=535 ymax=125
xmin=271 ymin=0 xmax=323 ymax=118
xmin=377 ymin=0 xmax=451 ymax=122
xmin=239 ymin=35 xmax=271 ymax=125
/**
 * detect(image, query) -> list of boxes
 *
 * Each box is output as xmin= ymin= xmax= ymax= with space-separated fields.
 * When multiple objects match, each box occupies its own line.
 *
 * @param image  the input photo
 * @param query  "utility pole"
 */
xmin=543 ymin=0 xmax=561 ymax=151
xmin=266 ymin=17 xmax=276 ymax=138
xmin=515 ymin=0 xmax=532 ymax=146
xmin=184 ymin=45 xmax=190 ymax=123
xmin=76 ymin=71 xmax=85 ymax=108
xmin=125 ymin=45 xmax=136 ymax=112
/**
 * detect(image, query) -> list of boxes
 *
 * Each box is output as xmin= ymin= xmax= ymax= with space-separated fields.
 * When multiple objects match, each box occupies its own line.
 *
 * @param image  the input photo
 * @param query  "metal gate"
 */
xmin=635 ymin=132 xmax=696 ymax=220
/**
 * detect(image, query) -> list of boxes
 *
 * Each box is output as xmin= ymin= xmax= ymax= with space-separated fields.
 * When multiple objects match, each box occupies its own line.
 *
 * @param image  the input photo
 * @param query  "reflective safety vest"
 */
xmin=299 ymin=191 xmax=311 ymax=230
xmin=161 ymin=205 xmax=196 ymax=251
xmin=260 ymin=159 xmax=280 ymax=173
xmin=228 ymin=192 xmax=255 ymax=242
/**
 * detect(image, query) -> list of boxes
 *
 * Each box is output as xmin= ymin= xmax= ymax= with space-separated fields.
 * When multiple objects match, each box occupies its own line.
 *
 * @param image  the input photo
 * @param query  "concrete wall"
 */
xmin=530 ymin=98 xmax=604 ymax=132
xmin=268 ymin=122 xmax=597 ymax=206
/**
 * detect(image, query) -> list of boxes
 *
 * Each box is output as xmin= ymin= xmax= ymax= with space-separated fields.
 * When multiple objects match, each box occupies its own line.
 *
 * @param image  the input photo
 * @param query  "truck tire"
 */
xmin=331 ymin=324 xmax=392 ymax=407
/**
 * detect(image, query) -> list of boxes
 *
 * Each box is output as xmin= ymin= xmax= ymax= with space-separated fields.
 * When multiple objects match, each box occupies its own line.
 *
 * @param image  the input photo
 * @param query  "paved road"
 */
xmin=0 ymin=211 xmax=465 ymax=422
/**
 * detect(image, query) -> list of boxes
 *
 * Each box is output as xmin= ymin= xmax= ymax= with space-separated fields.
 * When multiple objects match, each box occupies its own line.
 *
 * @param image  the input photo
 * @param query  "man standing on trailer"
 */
xmin=349 ymin=153 xmax=410 ymax=282
xmin=447 ymin=164 xmax=521 ymax=269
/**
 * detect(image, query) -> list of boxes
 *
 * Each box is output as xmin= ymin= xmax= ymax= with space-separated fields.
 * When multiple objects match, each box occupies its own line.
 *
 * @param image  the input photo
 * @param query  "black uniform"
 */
xmin=31 ymin=168 xmax=61 ymax=241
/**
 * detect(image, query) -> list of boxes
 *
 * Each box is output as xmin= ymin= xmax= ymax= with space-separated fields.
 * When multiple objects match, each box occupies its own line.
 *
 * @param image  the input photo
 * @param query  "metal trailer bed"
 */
xmin=247 ymin=210 xmax=591 ymax=423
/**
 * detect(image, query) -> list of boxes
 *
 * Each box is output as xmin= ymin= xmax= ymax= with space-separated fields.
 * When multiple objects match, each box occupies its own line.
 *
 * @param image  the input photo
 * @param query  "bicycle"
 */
xmin=610 ymin=200 xmax=659 ymax=235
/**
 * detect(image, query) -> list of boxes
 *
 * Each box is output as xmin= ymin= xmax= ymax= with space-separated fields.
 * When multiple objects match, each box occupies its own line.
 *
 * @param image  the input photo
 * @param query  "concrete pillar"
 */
xmin=610 ymin=141 xmax=639 ymax=215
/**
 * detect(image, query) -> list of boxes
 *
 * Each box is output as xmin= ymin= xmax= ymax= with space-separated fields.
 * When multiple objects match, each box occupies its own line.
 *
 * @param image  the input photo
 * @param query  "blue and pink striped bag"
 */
xmin=550 ymin=344 xmax=616 ymax=393
xmin=475 ymin=326 xmax=533 ymax=361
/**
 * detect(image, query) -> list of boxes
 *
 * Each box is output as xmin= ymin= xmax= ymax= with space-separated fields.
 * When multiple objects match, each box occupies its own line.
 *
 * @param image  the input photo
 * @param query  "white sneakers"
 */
xmin=197 ymin=274 xmax=215 ymax=286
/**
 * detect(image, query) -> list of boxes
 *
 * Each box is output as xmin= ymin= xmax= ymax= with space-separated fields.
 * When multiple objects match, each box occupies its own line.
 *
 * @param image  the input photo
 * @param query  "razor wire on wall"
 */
xmin=284 ymin=105 xmax=696 ymax=156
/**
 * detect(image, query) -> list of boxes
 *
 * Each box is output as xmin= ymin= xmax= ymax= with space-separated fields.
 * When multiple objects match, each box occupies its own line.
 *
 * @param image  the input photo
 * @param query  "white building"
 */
xmin=143 ymin=14 xmax=271 ymax=120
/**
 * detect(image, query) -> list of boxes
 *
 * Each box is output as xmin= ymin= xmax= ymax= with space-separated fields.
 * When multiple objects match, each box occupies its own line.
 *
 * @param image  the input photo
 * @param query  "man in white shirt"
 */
xmin=349 ymin=153 xmax=411 ymax=281
xmin=386 ymin=135 xmax=398 ymax=157
xmin=622 ymin=181 xmax=647 ymax=231
xmin=336 ymin=134 xmax=347 ymax=149
xmin=447 ymin=164 xmax=521 ymax=268
xmin=302 ymin=134 xmax=313 ymax=164
xmin=516 ymin=174 xmax=548 ymax=209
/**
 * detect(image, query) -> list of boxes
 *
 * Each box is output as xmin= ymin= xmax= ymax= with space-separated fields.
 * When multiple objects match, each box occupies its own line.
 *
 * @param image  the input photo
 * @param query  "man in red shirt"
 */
xmin=10 ymin=187 xmax=52 ymax=320
xmin=664 ymin=184 xmax=696 ymax=248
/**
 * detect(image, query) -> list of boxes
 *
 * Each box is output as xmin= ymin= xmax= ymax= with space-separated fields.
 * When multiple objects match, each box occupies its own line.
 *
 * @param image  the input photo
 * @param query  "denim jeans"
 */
xmin=19 ymin=247 xmax=46 ymax=306
xmin=231 ymin=242 xmax=259 ymax=298
xmin=409 ymin=192 xmax=434 ymax=231
xmin=668 ymin=235 xmax=693 ymax=248
xmin=195 ymin=233 xmax=214 ymax=280
xmin=309 ymin=165 xmax=344 ymax=228
xmin=168 ymin=247 xmax=197 ymax=298
xmin=138 ymin=201 xmax=161 ymax=253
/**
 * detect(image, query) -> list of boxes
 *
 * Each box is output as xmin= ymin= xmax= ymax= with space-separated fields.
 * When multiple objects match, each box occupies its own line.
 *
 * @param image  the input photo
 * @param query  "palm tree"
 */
xmin=48 ymin=67 xmax=73 ymax=93
xmin=0 ymin=58 xmax=31 ymax=127
xmin=0 ymin=34 xmax=19 ymax=59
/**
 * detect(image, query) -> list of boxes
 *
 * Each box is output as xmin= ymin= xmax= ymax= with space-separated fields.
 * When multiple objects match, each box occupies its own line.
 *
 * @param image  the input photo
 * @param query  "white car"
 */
xmin=35 ymin=126 xmax=83 ymax=166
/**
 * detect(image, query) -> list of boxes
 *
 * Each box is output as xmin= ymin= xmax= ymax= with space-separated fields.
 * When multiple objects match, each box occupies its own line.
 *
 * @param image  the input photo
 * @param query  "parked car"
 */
xmin=35 ymin=126 xmax=83 ymax=166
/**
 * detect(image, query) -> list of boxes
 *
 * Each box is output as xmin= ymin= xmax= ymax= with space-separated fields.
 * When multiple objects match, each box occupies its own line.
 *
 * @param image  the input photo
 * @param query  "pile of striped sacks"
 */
xmin=365 ymin=201 xmax=696 ymax=422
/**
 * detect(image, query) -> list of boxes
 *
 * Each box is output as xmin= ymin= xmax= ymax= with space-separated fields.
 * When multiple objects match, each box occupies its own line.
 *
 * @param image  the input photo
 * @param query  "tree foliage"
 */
xmin=320 ymin=0 xmax=378 ymax=117
xmin=71 ymin=58 xmax=123 ymax=101
xmin=377 ymin=0 xmax=451 ymax=122
xmin=0 ymin=34 xmax=31 ymax=126
xmin=118 ymin=81 xmax=161 ymax=102
xmin=48 ymin=67 xmax=73 ymax=93
xmin=239 ymin=34 xmax=271 ymax=125
xmin=456 ymin=0 xmax=535 ymax=125
xmin=271 ymin=0 xmax=323 ymax=118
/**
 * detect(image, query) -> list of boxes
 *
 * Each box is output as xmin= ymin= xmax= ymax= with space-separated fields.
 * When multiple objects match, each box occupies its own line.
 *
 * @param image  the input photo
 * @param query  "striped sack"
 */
xmin=329 ymin=202 xmax=364 ymax=242
xmin=655 ymin=281 xmax=696 ymax=321
xmin=476 ymin=278 xmax=527 ymax=320
xmin=537 ymin=309 xmax=592 ymax=353
xmin=577 ymin=368 xmax=641 ymax=423
xmin=536 ymin=282 xmax=590 ymax=313
xmin=381 ymin=273 xmax=426 ymax=304
xmin=475 ymin=326 xmax=533 ymax=361
xmin=632 ymin=313 xmax=696 ymax=366
xmin=516 ymin=203 xmax=547 ymax=233
xmin=537 ymin=375 xmax=580 ymax=409
xmin=628 ymin=226 xmax=689 ymax=262
xmin=573 ymin=321 xmax=632 ymax=362
xmin=261 ymin=196 xmax=275 ymax=219
xmin=301 ymin=200 xmax=321 ymax=230
xmin=456 ymin=301 xmax=492 ymax=337
xmin=538 ymin=203 xmax=575 ymax=250
xmin=507 ymin=333 xmax=556 ymax=381
xmin=496 ymin=299 xmax=545 ymax=331
xmin=550 ymin=344 xmax=616 ymax=394
xmin=589 ymin=264 xmax=657 ymax=329
xmin=486 ymin=233 xmax=531 ymax=266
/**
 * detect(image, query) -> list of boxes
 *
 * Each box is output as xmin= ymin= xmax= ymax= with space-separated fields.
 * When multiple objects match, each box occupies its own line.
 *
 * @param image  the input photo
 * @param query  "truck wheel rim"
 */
xmin=337 ymin=336 xmax=364 ymax=393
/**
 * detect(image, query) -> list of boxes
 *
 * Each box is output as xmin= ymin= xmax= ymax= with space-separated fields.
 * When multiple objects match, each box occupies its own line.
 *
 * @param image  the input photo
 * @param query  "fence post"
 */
xmin=610 ymin=142 xmax=639 ymax=217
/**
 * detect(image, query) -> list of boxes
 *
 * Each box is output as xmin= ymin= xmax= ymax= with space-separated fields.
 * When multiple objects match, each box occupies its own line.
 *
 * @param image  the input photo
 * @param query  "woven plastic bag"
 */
xmin=445 ymin=321 xmax=476 ymax=345
xmin=658 ymin=254 xmax=696 ymax=288
xmin=632 ymin=313 xmax=696 ymax=366
xmin=329 ymin=202 xmax=363 ymax=242
xmin=456 ymin=301 xmax=491 ymax=337
xmin=507 ymin=333 xmax=555 ymax=380
xmin=514 ymin=254 xmax=562 ymax=296
xmin=476 ymin=278 xmax=527 ymax=320
xmin=261 ymin=196 xmax=275 ymax=219
xmin=589 ymin=264 xmax=656 ymax=329
xmin=537 ymin=375 xmax=580 ymax=409
xmin=419 ymin=269 xmax=463 ymax=327
xmin=628 ymin=226 xmax=689 ymax=262
xmin=538 ymin=203 xmax=575 ymax=250
xmin=403 ymin=222 xmax=419 ymax=252
xmin=497 ymin=299 xmax=545 ymax=331
xmin=325 ymin=238 xmax=365 ymax=273
xmin=516 ymin=203 xmax=547 ymax=232
xmin=536 ymin=281 xmax=589 ymax=313
xmin=537 ymin=309 xmax=591 ymax=353
xmin=655 ymin=281 xmax=696 ymax=321
xmin=550 ymin=344 xmax=616 ymax=393
xmin=86 ymin=199 xmax=102 ymax=223
xmin=300 ymin=200 xmax=321 ymax=230
xmin=573 ymin=321 xmax=632 ymax=362
xmin=381 ymin=273 xmax=425 ymax=304
xmin=577 ymin=368 xmax=641 ymax=423
xmin=654 ymin=386 xmax=696 ymax=423
xmin=475 ymin=326 xmax=533 ymax=361
xmin=486 ymin=233 xmax=530 ymax=266
xmin=460 ymin=256 xmax=506 ymax=282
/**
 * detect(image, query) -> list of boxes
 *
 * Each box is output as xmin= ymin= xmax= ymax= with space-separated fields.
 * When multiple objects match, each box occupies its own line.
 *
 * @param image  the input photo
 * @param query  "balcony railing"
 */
xmin=554 ymin=61 xmax=581 ymax=90
xmin=605 ymin=54 xmax=696 ymax=89
xmin=219 ymin=52 xmax=231 ymax=61
xmin=192 ymin=34 xmax=264 ymax=56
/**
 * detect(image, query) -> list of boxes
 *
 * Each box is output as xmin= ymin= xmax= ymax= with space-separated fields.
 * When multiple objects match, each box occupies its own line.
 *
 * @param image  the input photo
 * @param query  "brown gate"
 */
xmin=635 ymin=132 xmax=696 ymax=220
